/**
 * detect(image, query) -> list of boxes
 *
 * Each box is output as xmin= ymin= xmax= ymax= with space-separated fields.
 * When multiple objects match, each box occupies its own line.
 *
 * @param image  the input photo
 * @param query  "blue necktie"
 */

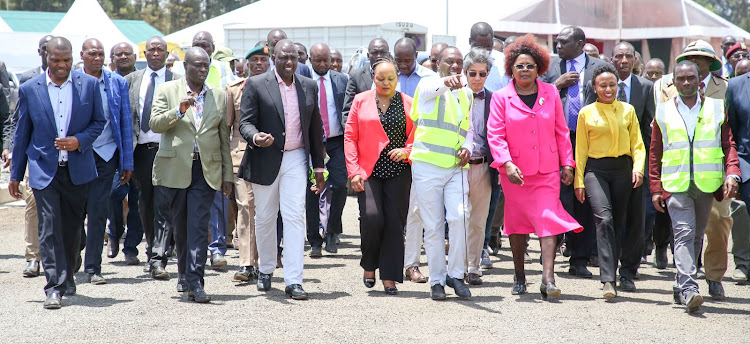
xmin=567 ymin=60 xmax=580 ymax=131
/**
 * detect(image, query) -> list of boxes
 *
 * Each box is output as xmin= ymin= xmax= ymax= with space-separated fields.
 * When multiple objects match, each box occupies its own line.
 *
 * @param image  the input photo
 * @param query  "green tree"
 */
xmin=695 ymin=0 xmax=750 ymax=32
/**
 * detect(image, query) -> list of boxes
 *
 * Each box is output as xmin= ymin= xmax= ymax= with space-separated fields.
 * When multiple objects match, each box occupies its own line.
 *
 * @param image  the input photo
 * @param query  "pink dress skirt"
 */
xmin=499 ymin=171 xmax=582 ymax=237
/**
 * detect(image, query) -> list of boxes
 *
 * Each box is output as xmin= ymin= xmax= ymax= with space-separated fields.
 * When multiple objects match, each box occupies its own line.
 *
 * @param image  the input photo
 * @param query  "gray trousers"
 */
xmin=730 ymin=199 xmax=750 ymax=272
xmin=666 ymin=184 xmax=713 ymax=296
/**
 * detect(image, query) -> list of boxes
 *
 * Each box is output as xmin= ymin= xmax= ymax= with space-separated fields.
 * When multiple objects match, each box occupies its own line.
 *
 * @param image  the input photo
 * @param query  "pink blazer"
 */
xmin=344 ymin=90 xmax=415 ymax=179
xmin=487 ymin=79 xmax=575 ymax=176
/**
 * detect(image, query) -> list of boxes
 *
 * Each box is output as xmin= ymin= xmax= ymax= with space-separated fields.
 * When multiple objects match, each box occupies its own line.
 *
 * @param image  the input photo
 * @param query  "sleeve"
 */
xmin=225 ymin=85 xmax=237 ymax=133
xmin=74 ymin=80 xmax=106 ymax=152
xmin=649 ymin=122 xmax=665 ymax=195
xmin=308 ymin=82 xmax=326 ymax=169
xmin=344 ymin=94 xmax=365 ymax=179
xmin=487 ymin=92 xmax=511 ymax=169
xmin=118 ymin=78 xmax=134 ymax=171
xmin=722 ymin=118 xmax=741 ymax=178
xmin=415 ymin=76 xmax=450 ymax=102
xmin=461 ymin=97 xmax=475 ymax=152
xmin=628 ymin=107 xmax=646 ymax=174
xmin=238 ymin=80 xmax=261 ymax=145
xmin=218 ymin=92 xmax=233 ymax=183
xmin=149 ymin=84 xmax=182 ymax=133
xmin=554 ymin=91 xmax=576 ymax=168
xmin=0 ymin=81 xmax=8 ymax=151
xmin=574 ymin=107 xmax=588 ymax=189
xmin=10 ymin=87 xmax=30 ymax=182
xmin=402 ymin=94 xmax=415 ymax=155
xmin=642 ymin=82 xmax=656 ymax=154
xmin=341 ymin=73 xmax=358 ymax=124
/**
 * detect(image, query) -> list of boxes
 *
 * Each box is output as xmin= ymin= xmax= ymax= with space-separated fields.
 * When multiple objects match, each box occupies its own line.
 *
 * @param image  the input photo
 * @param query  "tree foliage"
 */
xmin=694 ymin=0 xmax=750 ymax=33
xmin=9 ymin=0 xmax=259 ymax=34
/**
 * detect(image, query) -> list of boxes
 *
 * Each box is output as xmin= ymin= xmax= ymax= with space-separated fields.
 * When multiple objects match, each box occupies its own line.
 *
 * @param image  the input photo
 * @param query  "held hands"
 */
xmin=504 ymin=161 xmax=524 ymax=186
xmin=652 ymin=193 xmax=666 ymax=213
xmin=575 ymin=188 xmax=586 ymax=204
xmin=254 ymin=132 xmax=275 ymax=147
xmin=555 ymin=72 xmax=580 ymax=90
xmin=561 ymin=166 xmax=573 ymax=185
xmin=387 ymin=148 xmax=408 ymax=162
xmin=351 ymin=174 xmax=365 ymax=192
xmin=456 ymin=148 xmax=470 ymax=167
xmin=54 ymin=136 xmax=80 ymax=151
xmin=179 ymin=92 xmax=197 ymax=114
xmin=723 ymin=176 xmax=739 ymax=200
xmin=443 ymin=75 xmax=463 ymax=90
xmin=632 ymin=172 xmax=643 ymax=188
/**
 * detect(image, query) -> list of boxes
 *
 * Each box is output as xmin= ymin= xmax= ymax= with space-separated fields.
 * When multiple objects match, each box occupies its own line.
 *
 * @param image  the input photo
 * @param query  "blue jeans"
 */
xmin=107 ymin=177 xmax=144 ymax=257
xmin=208 ymin=190 xmax=229 ymax=255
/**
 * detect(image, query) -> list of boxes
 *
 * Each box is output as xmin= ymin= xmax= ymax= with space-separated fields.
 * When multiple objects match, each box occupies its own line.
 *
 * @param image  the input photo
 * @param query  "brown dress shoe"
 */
xmin=466 ymin=273 xmax=483 ymax=285
xmin=405 ymin=266 xmax=428 ymax=283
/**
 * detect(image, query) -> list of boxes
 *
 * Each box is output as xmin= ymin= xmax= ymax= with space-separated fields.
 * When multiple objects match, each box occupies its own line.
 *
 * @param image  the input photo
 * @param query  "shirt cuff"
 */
xmin=313 ymin=168 xmax=326 ymax=173
xmin=728 ymin=174 xmax=740 ymax=182
xmin=176 ymin=108 xmax=185 ymax=119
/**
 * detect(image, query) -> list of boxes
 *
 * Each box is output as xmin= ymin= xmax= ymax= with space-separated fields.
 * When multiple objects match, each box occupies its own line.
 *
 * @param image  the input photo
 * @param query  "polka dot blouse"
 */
xmin=372 ymin=91 xmax=409 ymax=179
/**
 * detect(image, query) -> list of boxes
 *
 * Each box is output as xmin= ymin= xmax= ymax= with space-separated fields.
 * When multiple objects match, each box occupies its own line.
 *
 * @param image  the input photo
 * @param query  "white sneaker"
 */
xmin=480 ymin=249 xmax=493 ymax=270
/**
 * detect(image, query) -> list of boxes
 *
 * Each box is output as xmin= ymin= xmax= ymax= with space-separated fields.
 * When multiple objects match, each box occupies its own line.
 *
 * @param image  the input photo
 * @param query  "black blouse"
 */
xmin=372 ymin=92 xmax=409 ymax=179
xmin=519 ymin=92 xmax=538 ymax=110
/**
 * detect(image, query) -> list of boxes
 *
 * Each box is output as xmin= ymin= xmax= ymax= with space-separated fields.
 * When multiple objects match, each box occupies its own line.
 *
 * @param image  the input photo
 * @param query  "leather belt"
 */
xmin=58 ymin=161 xmax=68 ymax=167
xmin=139 ymin=142 xmax=159 ymax=149
xmin=468 ymin=157 xmax=487 ymax=165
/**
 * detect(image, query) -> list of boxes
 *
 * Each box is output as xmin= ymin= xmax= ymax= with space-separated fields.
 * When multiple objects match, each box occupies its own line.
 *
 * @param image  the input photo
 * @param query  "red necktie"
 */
xmin=699 ymin=82 xmax=705 ymax=97
xmin=319 ymin=77 xmax=330 ymax=138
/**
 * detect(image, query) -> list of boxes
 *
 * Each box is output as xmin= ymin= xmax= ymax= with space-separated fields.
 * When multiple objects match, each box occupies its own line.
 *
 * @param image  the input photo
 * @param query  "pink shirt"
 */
xmin=276 ymin=70 xmax=304 ymax=151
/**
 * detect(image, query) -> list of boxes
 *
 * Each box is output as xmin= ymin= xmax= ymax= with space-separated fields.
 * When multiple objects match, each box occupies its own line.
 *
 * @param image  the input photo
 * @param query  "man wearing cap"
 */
xmin=227 ymin=44 xmax=271 ymax=282
xmin=653 ymin=40 xmax=733 ymax=299
xmin=725 ymin=43 xmax=748 ymax=78
xmin=721 ymin=36 xmax=737 ymax=79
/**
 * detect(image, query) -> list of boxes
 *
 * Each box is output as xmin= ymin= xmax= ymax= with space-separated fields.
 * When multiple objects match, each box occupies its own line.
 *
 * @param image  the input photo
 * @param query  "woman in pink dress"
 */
xmin=487 ymin=34 xmax=583 ymax=300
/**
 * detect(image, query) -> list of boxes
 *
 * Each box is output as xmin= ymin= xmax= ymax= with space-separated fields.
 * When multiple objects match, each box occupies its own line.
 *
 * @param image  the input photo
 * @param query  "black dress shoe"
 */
xmin=569 ymin=264 xmax=593 ymax=278
xmin=23 ymin=260 xmax=40 ymax=277
xmin=107 ymin=238 xmax=120 ymax=258
xmin=234 ymin=266 xmax=253 ymax=281
xmin=188 ymin=288 xmax=211 ymax=303
xmin=707 ymin=280 xmax=726 ymax=300
xmin=88 ymin=273 xmax=107 ymax=285
xmin=445 ymin=277 xmax=471 ymax=299
xmin=324 ymin=234 xmax=338 ymax=254
xmin=511 ymin=281 xmax=527 ymax=295
xmin=620 ymin=277 xmax=636 ymax=292
xmin=151 ymin=265 xmax=170 ymax=280
xmin=257 ymin=272 xmax=272 ymax=291
xmin=65 ymin=284 xmax=77 ymax=296
xmin=384 ymin=286 xmax=398 ymax=295
xmin=466 ymin=273 xmax=483 ymax=285
xmin=124 ymin=254 xmax=140 ymax=265
xmin=655 ymin=247 xmax=668 ymax=269
xmin=285 ymin=284 xmax=309 ymax=300
xmin=177 ymin=275 xmax=188 ymax=293
xmin=310 ymin=246 xmax=323 ymax=258
xmin=430 ymin=284 xmax=447 ymax=300
xmin=44 ymin=291 xmax=62 ymax=309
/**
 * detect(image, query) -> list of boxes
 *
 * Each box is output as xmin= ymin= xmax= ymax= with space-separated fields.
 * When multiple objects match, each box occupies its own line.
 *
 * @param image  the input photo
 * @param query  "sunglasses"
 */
xmin=514 ymin=63 xmax=537 ymax=70
xmin=467 ymin=71 xmax=488 ymax=78
xmin=732 ymin=52 xmax=749 ymax=59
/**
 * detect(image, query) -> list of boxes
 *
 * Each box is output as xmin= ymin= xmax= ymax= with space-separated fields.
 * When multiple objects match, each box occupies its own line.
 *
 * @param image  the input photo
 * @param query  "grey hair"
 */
xmin=463 ymin=47 xmax=493 ymax=72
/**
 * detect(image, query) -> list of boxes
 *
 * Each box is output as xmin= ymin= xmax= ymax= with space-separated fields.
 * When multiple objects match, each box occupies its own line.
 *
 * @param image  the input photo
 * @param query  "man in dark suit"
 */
xmin=305 ymin=42 xmax=348 ymax=256
xmin=9 ymin=37 xmax=106 ymax=309
xmin=267 ymin=29 xmax=312 ymax=78
xmin=239 ymin=39 xmax=326 ymax=300
xmin=540 ymin=26 xmax=608 ymax=278
xmin=342 ymin=38 xmax=390 ymax=122
xmin=124 ymin=36 xmax=180 ymax=279
xmin=19 ymin=35 xmax=55 ymax=85
xmin=585 ymin=41 xmax=655 ymax=291
xmin=78 ymin=38 xmax=134 ymax=285
xmin=726 ymin=72 xmax=750 ymax=283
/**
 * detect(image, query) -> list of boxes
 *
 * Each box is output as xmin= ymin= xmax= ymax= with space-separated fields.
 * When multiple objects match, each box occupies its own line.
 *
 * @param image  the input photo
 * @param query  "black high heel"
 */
xmin=511 ymin=281 xmax=527 ymax=295
xmin=384 ymin=286 xmax=398 ymax=295
xmin=363 ymin=272 xmax=376 ymax=288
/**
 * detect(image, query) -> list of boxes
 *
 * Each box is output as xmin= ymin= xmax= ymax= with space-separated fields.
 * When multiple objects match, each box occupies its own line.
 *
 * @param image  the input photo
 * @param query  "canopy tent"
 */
xmin=52 ymin=0 xmax=137 ymax=57
xmin=493 ymin=0 xmax=750 ymax=67
xmin=0 ymin=16 xmax=11 ymax=33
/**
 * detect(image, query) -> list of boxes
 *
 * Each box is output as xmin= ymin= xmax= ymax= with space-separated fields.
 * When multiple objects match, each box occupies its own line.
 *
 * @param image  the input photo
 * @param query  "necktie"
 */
xmin=319 ymin=76 xmax=330 ymax=138
xmin=473 ymin=91 xmax=485 ymax=100
xmin=699 ymin=82 xmax=706 ymax=97
xmin=141 ymin=72 xmax=157 ymax=133
xmin=567 ymin=60 xmax=580 ymax=131
xmin=617 ymin=82 xmax=627 ymax=102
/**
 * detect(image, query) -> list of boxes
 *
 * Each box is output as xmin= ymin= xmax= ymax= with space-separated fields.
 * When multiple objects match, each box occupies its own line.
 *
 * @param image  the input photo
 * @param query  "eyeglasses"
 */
xmin=514 ymin=64 xmax=537 ymax=70
xmin=467 ymin=71 xmax=488 ymax=78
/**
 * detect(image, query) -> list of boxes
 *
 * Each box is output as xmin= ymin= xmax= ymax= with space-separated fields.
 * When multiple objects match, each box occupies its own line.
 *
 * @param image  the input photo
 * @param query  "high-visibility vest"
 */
xmin=409 ymin=87 xmax=472 ymax=168
xmin=655 ymin=97 xmax=725 ymax=193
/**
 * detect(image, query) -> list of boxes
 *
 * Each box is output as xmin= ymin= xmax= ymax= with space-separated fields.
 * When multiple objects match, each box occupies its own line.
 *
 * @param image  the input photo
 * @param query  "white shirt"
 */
xmin=414 ymin=76 xmax=474 ymax=152
xmin=46 ymin=70 xmax=73 ymax=162
xmin=567 ymin=52 xmax=587 ymax=104
xmin=313 ymin=71 xmax=343 ymax=137
xmin=618 ymin=74 xmax=632 ymax=103
xmin=138 ymin=66 xmax=166 ymax=144
xmin=699 ymin=73 xmax=712 ymax=94
xmin=676 ymin=95 xmax=702 ymax=141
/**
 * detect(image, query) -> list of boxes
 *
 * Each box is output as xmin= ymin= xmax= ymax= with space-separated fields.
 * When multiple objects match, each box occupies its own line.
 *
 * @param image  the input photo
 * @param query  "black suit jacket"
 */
xmin=541 ymin=55 xmax=608 ymax=125
xmin=342 ymin=65 xmax=373 ymax=123
xmin=19 ymin=66 xmax=43 ymax=85
xmin=3 ymin=66 xmax=45 ymax=151
xmin=585 ymin=74 xmax=655 ymax=155
xmin=727 ymin=73 xmax=750 ymax=182
xmin=480 ymin=88 xmax=498 ymax=186
xmin=325 ymin=70 xmax=348 ymax=130
xmin=238 ymin=70 xmax=326 ymax=185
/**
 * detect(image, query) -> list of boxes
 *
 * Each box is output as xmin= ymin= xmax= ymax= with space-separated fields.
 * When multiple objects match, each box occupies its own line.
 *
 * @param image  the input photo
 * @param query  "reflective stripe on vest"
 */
xmin=410 ymin=86 xmax=472 ymax=168
xmin=655 ymin=97 xmax=725 ymax=193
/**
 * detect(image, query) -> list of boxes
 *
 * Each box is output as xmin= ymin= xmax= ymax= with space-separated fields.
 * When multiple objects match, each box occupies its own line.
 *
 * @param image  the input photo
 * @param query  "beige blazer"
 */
xmin=225 ymin=77 xmax=246 ymax=173
xmin=149 ymin=78 xmax=232 ymax=190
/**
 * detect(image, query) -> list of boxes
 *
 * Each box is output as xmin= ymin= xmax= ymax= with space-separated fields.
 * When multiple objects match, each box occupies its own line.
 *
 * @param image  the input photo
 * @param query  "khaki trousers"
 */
xmin=467 ymin=163 xmax=491 ymax=274
xmin=704 ymin=198 xmax=732 ymax=282
xmin=234 ymin=176 xmax=258 ymax=267
xmin=21 ymin=175 xmax=40 ymax=262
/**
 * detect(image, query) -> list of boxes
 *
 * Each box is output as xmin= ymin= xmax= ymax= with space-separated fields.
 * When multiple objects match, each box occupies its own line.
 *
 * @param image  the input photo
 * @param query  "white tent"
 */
xmin=0 ymin=17 xmax=12 ymax=33
xmin=164 ymin=0 xmax=533 ymax=54
xmin=52 ymin=0 xmax=136 ymax=60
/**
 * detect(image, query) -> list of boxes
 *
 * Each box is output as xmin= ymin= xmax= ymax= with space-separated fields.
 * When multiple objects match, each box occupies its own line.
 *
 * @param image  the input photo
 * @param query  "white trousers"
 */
xmin=412 ymin=161 xmax=468 ymax=286
xmin=467 ymin=163 xmax=491 ymax=274
xmin=404 ymin=182 xmax=423 ymax=269
xmin=253 ymin=148 xmax=307 ymax=286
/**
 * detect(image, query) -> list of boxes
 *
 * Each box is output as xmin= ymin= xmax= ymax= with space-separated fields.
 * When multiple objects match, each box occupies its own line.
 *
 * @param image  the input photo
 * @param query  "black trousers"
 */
xmin=84 ymin=151 xmax=119 ymax=274
xmin=157 ymin=157 xmax=215 ymax=291
xmin=306 ymin=135 xmax=348 ymax=247
xmin=561 ymin=131 xmax=597 ymax=266
xmin=584 ymin=156 xmax=634 ymax=283
xmin=133 ymin=143 xmax=173 ymax=266
xmin=34 ymin=166 xmax=89 ymax=296
xmin=358 ymin=168 xmax=410 ymax=282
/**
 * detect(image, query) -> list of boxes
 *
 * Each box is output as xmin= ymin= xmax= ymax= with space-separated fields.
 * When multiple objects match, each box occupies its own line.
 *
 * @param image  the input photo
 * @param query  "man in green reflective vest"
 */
xmin=410 ymin=46 xmax=474 ymax=301
xmin=649 ymin=60 xmax=740 ymax=313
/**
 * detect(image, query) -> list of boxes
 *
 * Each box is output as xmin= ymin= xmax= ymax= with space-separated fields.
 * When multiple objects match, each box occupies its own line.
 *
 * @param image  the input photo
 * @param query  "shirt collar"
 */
xmin=274 ymin=68 xmax=295 ymax=86
xmin=700 ymin=73 xmax=712 ymax=89
xmin=184 ymin=78 xmax=208 ymax=96
xmin=569 ymin=52 xmax=586 ymax=69
xmin=413 ymin=64 xmax=434 ymax=77
xmin=314 ymin=70 xmax=330 ymax=81
xmin=677 ymin=94 xmax=702 ymax=111
xmin=619 ymin=74 xmax=632 ymax=88
xmin=147 ymin=66 xmax=167 ymax=78
xmin=46 ymin=68 xmax=72 ymax=87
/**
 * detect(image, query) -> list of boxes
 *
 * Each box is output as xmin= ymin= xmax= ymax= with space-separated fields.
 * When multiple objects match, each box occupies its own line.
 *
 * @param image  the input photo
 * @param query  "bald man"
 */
xmin=79 ymin=38 xmax=134 ymax=285
xmin=342 ymin=38 xmax=390 ymax=122
xmin=394 ymin=37 xmax=435 ymax=97
xmin=429 ymin=42 xmax=448 ymax=73
xmin=266 ymin=29 xmax=312 ymax=78
xmin=644 ymin=58 xmax=665 ymax=83
xmin=469 ymin=22 xmax=508 ymax=92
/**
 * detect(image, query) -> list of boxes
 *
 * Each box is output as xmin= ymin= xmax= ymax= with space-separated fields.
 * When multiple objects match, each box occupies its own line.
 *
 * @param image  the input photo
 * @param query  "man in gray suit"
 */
xmin=19 ymin=35 xmax=55 ymax=85
xmin=342 ymin=38 xmax=390 ymax=122
xmin=540 ymin=26 xmax=608 ymax=278
xmin=124 ymin=36 xmax=180 ymax=280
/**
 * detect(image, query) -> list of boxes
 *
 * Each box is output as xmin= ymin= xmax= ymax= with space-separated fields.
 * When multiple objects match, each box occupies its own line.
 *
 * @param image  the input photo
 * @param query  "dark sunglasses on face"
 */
xmin=468 ymin=71 xmax=488 ymax=78
xmin=514 ymin=63 xmax=537 ymax=70
xmin=732 ymin=52 xmax=749 ymax=59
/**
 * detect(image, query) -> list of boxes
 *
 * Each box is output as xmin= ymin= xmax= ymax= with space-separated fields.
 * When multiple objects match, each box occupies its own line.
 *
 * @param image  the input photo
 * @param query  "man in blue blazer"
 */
xmin=726 ymin=73 xmax=750 ymax=283
xmin=79 ymin=38 xmax=134 ymax=285
xmin=8 ymin=37 xmax=106 ymax=309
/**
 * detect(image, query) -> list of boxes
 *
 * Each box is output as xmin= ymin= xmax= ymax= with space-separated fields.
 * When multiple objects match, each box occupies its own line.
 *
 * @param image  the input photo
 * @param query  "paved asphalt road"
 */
xmin=0 ymin=198 xmax=748 ymax=343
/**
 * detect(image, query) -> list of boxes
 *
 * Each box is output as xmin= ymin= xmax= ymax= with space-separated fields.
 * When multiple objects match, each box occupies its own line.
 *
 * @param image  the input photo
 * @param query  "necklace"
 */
xmin=376 ymin=95 xmax=390 ymax=111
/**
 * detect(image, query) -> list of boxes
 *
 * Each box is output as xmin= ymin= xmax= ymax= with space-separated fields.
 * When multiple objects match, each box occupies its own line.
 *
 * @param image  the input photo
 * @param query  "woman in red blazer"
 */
xmin=344 ymin=58 xmax=415 ymax=295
